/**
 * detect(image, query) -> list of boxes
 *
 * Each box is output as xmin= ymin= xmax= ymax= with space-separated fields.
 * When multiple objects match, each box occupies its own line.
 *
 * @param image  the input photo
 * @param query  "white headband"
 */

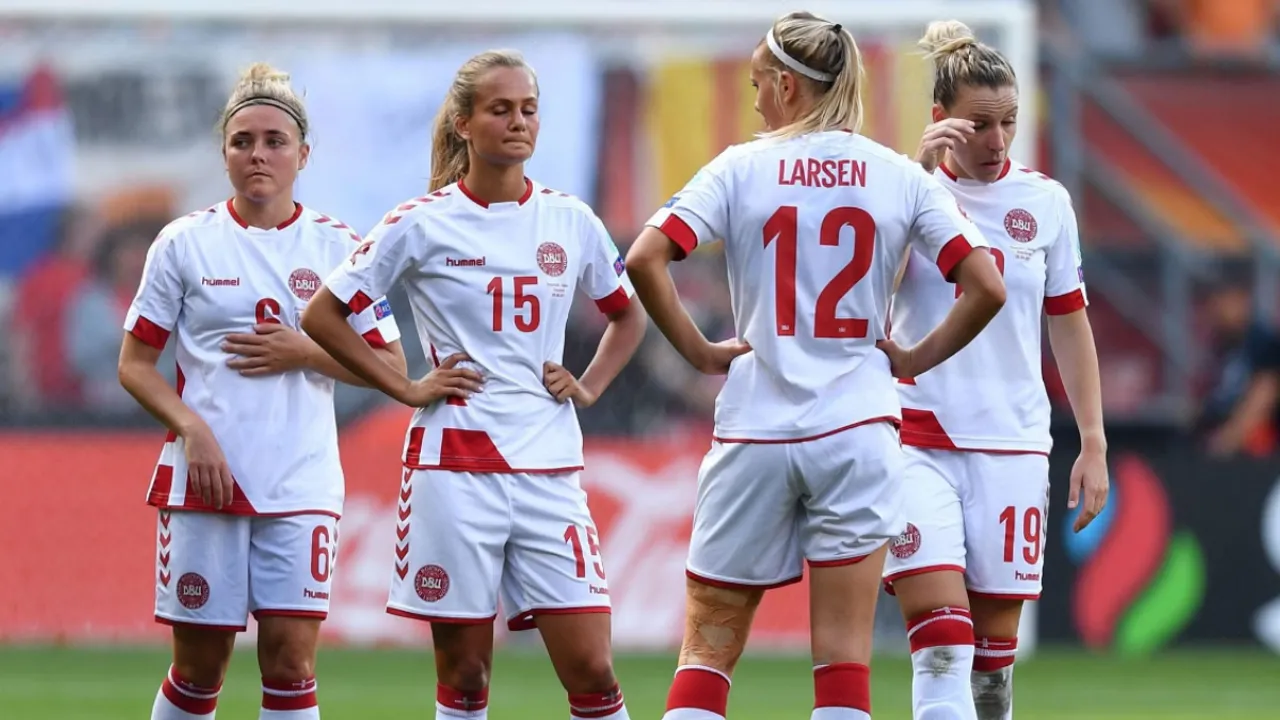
xmin=766 ymin=29 xmax=835 ymax=82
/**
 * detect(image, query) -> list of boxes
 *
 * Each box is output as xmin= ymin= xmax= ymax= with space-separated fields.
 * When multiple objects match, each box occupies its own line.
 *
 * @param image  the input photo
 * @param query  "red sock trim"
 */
xmin=907 ymin=606 xmax=974 ymax=653
xmin=161 ymin=667 xmax=221 ymax=715
xmin=437 ymin=683 xmax=489 ymax=712
xmin=814 ymin=662 xmax=870 ymax=712
xmin=665 ymin=666 xmax=730 ymax=714
xmin=570 ymin=684 xmax=625 ymax=718
xmin=973 ymin=636 xmax=1018 ymax=673
xmin=262 ymin=676 xmax=318 ymax=710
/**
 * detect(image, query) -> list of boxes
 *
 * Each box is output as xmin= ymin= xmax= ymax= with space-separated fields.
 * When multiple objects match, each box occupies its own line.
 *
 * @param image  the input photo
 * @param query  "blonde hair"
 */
xmin=219 ymin=62 xmax=308 ymax=140
xmin=429 ymin=50 xmax=538 ymax=192
xmin=758 ymin=11 xmax=865 ymax=139
xmin=919 ymin=20 xmax=1017 ymax=108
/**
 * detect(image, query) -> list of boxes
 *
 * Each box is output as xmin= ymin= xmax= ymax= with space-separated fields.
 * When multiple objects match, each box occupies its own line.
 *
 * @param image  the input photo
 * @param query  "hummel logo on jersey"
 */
xmin=201 ymin=277 xmax=240 ymax=287
xmin=446 ymin=256 xmax=486 ymax=267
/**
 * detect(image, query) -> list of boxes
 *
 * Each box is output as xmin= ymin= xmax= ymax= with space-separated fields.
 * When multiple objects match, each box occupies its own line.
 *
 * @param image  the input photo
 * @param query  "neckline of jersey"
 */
xmin=226 ymin=199 xmax=304 ymax=231
xmin=939 ymin=158 xmax=1012 ymax=185
xmin=457 ymin=177 xmax=534 ymax=209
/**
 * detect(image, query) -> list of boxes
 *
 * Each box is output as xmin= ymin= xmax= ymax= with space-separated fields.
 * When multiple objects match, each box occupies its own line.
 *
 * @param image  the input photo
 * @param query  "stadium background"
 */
xmin=2 ymin=0 xmax=1280 ymax=717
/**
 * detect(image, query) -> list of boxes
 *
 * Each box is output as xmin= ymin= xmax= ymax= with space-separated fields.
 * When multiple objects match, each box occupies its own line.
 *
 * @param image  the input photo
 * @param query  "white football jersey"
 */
xmin=124 ymin=201 xmax=402 ymax=517
xmin=646 ymin=131 xmax=987 ymax=442
xmin=323 ymin=179 xmax=635 ymax=473
xmin=892 ymin=160 xmax=1088 ymax=454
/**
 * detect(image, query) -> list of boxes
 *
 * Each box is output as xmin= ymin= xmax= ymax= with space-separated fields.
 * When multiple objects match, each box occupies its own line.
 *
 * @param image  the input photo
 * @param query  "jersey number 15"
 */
xmin=487 ymin=276 xmax=541 ymax=333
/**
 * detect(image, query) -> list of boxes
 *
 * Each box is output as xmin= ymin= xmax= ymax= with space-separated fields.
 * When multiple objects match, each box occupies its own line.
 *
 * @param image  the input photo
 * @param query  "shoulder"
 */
xmin=378 ymin=187 xmax=464 ymax=228
xmin=302 ymin=207 xmax=364 ymax=244
xmin=1006 ymin=161 xmax=1072 ymax=207
xmin=533 ymin=182 xmax=597 ymax=217
xmin=157 ymin=203 xmax=225 ymax=248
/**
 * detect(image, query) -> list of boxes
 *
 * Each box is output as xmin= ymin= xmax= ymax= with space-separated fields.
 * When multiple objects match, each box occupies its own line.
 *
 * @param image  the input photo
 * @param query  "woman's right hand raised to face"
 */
xmin=397 ymin=352 xmax=485 ymax=407
xmin=915 ymin=118 xmax=975 ymax=174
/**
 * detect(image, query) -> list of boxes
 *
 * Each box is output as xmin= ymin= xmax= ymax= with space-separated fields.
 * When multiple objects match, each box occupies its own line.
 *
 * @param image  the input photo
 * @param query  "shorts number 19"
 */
xmin=1000 ymin=505 xmax=1043 ymax=565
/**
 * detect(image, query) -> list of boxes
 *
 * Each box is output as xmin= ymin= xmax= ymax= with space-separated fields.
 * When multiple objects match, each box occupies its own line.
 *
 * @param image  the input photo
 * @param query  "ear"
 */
xmin=297 ymin=142 xmax=310 ymax=171
xmin=931 ymin=103 xmax=947 ymax=124
xmin=454 ymin=114 xmax=471 ymax=142
xmin=778 ymin=70 xmax=796 ymax=106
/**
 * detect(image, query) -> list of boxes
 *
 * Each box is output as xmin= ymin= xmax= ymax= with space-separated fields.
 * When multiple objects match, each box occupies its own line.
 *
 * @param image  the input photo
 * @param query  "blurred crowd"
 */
xmin=1055 ymin=0 xmax=1280 ymax=61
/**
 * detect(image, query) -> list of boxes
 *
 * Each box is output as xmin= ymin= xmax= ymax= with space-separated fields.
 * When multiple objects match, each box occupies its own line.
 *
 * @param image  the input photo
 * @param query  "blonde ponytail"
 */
xmin=759 ymin=11 xmax=865 ymax=139
xmin=427 ymin=49 xmax=538 ymax=192
xmin=918 ymin=20 xmax=1016 ymax=108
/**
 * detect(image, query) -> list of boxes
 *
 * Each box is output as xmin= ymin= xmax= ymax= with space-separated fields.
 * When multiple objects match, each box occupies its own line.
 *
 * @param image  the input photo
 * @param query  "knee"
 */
xmin=257 ymin=624 xmax=318 ymax=683
xmin=437 ymin=650 xmax=492 ymax=692
xmin=559 ymin=654 xmax=618 ymax=694
xmin=172 ymin=629 xmax=236 ymax=688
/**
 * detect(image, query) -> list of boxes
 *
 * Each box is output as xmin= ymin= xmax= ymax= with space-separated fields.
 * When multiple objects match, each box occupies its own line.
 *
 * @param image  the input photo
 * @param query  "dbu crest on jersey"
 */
xmin=1004 ymin=209 xmax=1038 ymax=243
xmin=536 ymin=242 xmax=568 ymax=277
xmin=289 ymin=268 xmax=322 ymax=300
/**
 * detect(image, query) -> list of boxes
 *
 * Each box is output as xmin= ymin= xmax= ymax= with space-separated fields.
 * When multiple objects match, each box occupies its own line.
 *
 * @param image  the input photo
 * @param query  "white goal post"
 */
xmin=4 ymin=0 xmax=1039 ymax=162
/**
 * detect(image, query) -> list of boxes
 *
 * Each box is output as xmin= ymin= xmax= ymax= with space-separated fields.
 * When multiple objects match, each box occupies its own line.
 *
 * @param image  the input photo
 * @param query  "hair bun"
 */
xmin=919 ymin=20 xmax=977 ymax=61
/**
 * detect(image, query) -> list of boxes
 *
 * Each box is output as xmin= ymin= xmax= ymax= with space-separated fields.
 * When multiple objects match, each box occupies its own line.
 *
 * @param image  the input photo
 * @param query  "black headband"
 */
xmin=225 ymin=97 xmax=306 ymax=136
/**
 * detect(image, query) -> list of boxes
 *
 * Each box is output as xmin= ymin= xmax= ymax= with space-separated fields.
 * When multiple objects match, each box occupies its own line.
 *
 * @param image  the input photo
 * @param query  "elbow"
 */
xmin=383 ymin=343 xmax=408 ymax=376
xmin=117 ymin=356 xmax=139 ymax=393
xmin=983 ymin=276 xmax=1008 ymax=314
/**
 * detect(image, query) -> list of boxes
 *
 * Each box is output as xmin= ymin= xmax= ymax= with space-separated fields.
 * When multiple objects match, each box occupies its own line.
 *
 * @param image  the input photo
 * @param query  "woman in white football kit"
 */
xmin=881 ymin=21 xmax=1110 ymax=720
xmin=301 ymin=51 xmax=646 ymax=720
xmin=626 ymin=12 xmax=1007 ymax=720
xmin=117 ymin=64 xmax=406 ymax=720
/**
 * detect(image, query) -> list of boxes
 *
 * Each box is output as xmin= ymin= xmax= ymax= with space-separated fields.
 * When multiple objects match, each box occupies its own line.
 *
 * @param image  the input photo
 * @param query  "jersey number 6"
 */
xmin=764 ymin=205 xmax=875 ymax=339
xmin=487 ymin=276 xmax=541 ymax=333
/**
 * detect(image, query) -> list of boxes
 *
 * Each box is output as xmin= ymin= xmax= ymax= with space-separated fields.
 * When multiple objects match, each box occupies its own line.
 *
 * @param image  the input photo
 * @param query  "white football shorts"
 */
xmin=386 ymin=469 xmax=611 ymax=630
xmin=883 ymin=445 xmax=1050 ymax=599
xmin=685 ymin=420 xmax=906 ymax=589
xmin=154 ymin=509 xmax=338 ymax=630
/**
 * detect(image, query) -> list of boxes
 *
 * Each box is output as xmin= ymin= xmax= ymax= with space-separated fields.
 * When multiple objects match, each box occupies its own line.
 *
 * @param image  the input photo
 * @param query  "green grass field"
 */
xmin=1 ymin=646 xmax=1277 ymax=719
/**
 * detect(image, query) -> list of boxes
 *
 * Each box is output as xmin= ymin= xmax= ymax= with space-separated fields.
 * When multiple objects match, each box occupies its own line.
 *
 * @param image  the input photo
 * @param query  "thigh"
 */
xmin=388 ymin=468 xmax=509 ymax=623
xmin=156 ymin=509 xmax=251 ymax=630
xmin=501 ymin=472 xmax=611 ymax=632
xmin=797 ymin=421 xmax=906 ymax=567
xmin=248 ymin=513 xmax=338 ymax=620
xmin=686 ymin=441 xmax=803 ymax=588
xmin=961 ymin=452 xmax=1050 ymax=599
xmin=882 ymin=446 xmax=967 ymax=587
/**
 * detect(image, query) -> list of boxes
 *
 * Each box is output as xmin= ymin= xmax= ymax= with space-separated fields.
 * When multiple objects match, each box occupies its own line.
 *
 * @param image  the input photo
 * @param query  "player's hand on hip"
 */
xmin=915 ymin=118 xmax=975 ymax=173
xmin=542 ymin=361 xmax=597 ymax=407
xmin=181 ymin=421 xmax=235 ymax=510
xmin=693 ymin=338 xmax=751 ymax=375
xmin=1068 ymin=448 xmax=1109 ymax=533
xmin=402 ymin=353 xmax=484 ymax=407
xmin=876 ymin=338 xmax=918 ymax=379
xmin=222 ymin=323 xmax=311 ymax=376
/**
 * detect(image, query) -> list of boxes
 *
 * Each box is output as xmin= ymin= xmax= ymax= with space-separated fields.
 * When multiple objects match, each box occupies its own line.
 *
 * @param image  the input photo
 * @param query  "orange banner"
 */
xmin=0 ymin=407 xmax=815 ymax=648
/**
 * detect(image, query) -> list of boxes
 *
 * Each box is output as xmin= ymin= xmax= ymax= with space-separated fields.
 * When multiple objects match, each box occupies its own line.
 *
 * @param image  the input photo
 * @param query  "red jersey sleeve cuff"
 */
xmin=936 ymin=235 xmax=975 ymax=281
xmin=346 ymin=291 xmax=375 ymax=315
xmin=594 ymin=286 xmax=631 ymax=315
xmin=362 ymin=328 xmax=388 ymax=349
xmin=658 ymin=214 xmax=699 ymax=260
xmin=129 ymin=316 xmax=172 ymax=350
xmin=1045 ymin=289 xmax=1086 ymax=315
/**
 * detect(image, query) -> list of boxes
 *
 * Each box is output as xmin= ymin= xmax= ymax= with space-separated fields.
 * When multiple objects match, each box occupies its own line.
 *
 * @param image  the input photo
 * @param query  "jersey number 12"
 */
xmin=764 ymin=205 xmax=876 ymax=339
